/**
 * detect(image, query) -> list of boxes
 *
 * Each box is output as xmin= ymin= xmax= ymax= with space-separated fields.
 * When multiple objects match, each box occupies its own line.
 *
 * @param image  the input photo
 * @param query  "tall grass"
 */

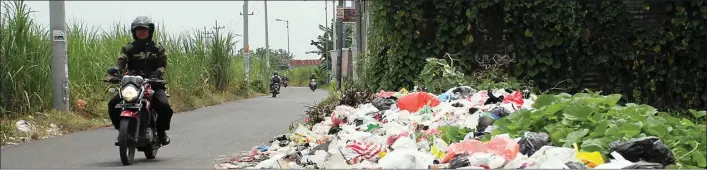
xmin=283 ymin=66 xmax=318 ymax=86
xmin=0 ymin=1 xmax=268 ymax=119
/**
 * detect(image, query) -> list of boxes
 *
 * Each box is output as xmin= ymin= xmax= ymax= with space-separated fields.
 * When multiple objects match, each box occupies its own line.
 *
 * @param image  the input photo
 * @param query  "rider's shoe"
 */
xmin=157 ymin=131 xmax=170 ymax=145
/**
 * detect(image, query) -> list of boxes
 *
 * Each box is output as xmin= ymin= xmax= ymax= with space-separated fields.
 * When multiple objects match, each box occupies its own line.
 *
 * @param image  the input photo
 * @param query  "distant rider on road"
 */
xmin=107 ymin=16 xmax=173 ymax=146
xmin=271 ymin=72 xmax=281 ymax=90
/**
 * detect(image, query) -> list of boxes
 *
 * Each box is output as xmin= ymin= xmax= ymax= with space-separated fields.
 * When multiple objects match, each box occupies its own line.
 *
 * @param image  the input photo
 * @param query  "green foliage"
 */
xmin=437 ymin=125 xmax=473 ymax=144
xmin=252 ymin=47 xmax=293 ymax=71
xmin=365 ymin=0 xmax=707 ymax=113
xmin=417 ymin=58 xmax=467 ymax=93
xmin=0 ymin=1 xmax=268 ymax=116
xmin=306 ymin=23 xmax=353 ymax=72
xmin=489 ymin=91 xmax=707 ymax=168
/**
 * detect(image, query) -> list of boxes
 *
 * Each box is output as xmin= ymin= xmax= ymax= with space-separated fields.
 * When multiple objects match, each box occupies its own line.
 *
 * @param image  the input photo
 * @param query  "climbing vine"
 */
xmin=365 ymin=0 xmax=707 ymax=111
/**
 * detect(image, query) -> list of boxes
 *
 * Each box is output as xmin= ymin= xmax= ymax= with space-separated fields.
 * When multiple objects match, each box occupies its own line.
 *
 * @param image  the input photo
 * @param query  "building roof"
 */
xmin=289 ymin=59 xmax=322 ymax=67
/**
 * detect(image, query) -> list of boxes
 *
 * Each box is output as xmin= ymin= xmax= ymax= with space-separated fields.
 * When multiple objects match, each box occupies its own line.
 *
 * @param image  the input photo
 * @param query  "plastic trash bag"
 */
xmin=467 ymin=152 xmax=507 ymax=169
xmin=486 ymin=135 xmax=520 ymax=161
xmin=438 ymin=93 xmax=452 ymax=103
xmin=346 ymin=141 xmax=386 ymax=162
xmin=372 ymin=97 xmax=396 ymax=110
xmin=565 ymin=162 xmax=588 ymax=169
xmin=621 ymin=161 xmax=665 ymax=169
xmin=386 ymin=131 xmax=410 ymax=147
xmin=489 ymin=107 xmax=511 ymax=119
xmin=518 ymin=132 xmax=552 ymax=156
xmin=573 ymin=143 xmax=604 ymax=168
xmin=15 ymin=120 xmax=31 ymax=132
xmin=397 ymin=92 xmax=441 ymax=113
xmin=448 ymin=154 xmax=471 ymax=169
xmin=469 ymin=91 xmax=490 ymax=107
xmin=332 ymin=105 xmax=356 ymax=127
xmin=431 ymin=137 xmax=449 ymax=160
xmin=378 ymin=149 xmax=435 ymax=169
xmin=594 ymin=151 xmax=635 ymax=169
xmin=502 ymin=91 xmax=525 ymax=107
xmin=391 ymin=135 xmax=417 ymax=150
xmin=608 ymin=136 xmax=675 ymax=166
xmin=522 ymin=146 xmax=581 ymax=169
xmin=502 ymin=153 xmax=529 ymax=169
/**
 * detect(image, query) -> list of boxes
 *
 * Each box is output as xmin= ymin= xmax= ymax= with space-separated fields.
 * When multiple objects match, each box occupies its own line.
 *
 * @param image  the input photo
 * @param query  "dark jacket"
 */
xmin=271 ymin=75 xmax=281 ymax=84
xmin=117 ymin=41 xmax=167 ymax=79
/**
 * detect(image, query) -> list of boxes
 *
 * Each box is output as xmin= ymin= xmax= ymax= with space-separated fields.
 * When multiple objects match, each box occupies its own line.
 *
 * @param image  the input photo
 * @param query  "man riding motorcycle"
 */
xmin=107 ymin=16 xmax=173 ymax=146
xmin=309 ymin=73 xmax=316 ymax=81
xmin=282 ymin=75 xmax=289 ymax=83
xmin=271 ymin=72 xmax=281 ymax=90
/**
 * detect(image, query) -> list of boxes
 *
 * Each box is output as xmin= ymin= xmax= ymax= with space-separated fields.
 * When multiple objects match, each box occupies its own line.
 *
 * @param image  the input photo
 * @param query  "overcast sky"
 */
xmin=19 ymin=1 xmax=353 ymax=59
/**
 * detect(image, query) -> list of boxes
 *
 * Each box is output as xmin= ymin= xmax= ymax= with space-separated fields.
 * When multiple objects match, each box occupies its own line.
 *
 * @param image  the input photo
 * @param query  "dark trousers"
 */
xmin=108 ymin=88 xmax=173 ymax=132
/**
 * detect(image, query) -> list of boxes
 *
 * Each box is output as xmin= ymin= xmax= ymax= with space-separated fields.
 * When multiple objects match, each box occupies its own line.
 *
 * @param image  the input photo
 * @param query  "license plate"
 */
xmin=116 ymin=103 xmax=142 ymax=109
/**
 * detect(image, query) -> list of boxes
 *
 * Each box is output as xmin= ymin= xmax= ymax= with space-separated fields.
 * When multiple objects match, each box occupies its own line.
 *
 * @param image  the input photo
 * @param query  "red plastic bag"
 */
xmin=487 ymin=135 xmax=520 ymax=161
xmin=386 ymin=132 xmax=410 ymax=146
xmin=502 ymin=91 xmax=524 ymax=106
xmin=441 ymin=137 xmax=521 ymax=163
xmin=397 ymin=92 xmax=441 ymax=113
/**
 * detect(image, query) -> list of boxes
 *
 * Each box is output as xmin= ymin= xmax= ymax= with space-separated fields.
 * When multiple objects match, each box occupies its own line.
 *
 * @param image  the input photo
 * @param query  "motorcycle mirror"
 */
xmin=108 ymin=88 xmax=117 ymax=93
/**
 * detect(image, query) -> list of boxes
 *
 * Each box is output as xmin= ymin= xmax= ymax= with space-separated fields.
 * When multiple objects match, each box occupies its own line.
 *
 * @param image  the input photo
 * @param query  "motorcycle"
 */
xmin=309 ymin=79 xmax=317 ymax=92
xmin=283 ymin=80 xmax=289 ymax=88
xmin=103 ymin=67 xmax=166 ymax=165
xmin=271 ymin=82 xmax=280 ymax=97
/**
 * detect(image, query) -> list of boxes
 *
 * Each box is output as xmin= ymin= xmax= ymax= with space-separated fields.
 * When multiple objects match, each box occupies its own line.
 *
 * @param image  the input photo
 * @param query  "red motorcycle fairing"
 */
xmin=120 ymin=110 xmax=139 ymax=118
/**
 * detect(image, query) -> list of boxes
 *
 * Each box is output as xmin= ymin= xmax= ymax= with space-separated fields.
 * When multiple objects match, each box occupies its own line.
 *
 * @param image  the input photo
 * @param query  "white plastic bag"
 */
xmin=468 ymin=152 xmax=507 ymax=169
xmin=594 ymin=151 xmax=635 ymax=169
xmin=391 ymin=135 xmax=417 ymax=150
xmin=378 ymin=149 xmax=434 ymax=169
xmin=522 ymin=146 xmax=580 ymax=169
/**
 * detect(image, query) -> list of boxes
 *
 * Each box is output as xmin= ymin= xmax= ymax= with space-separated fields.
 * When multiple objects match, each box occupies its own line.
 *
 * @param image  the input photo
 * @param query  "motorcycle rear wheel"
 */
xmin=118 ymin=119 xmax=137 ymax=165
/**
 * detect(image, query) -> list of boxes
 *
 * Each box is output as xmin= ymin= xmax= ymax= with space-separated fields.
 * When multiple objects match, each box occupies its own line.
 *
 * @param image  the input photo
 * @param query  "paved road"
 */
xmin=1 ymin=87 xmax=328 ymax=169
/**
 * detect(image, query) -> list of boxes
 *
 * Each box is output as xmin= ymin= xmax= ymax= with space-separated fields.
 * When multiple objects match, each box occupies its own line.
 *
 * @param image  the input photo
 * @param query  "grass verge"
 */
xmin=0 ymin=1 xmax=272 ymax=146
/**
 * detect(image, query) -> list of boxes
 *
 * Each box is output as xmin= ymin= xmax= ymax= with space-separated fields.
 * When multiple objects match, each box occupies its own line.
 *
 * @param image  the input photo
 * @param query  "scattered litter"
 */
xmin=215 ymin=87 xmax=682 ymax=169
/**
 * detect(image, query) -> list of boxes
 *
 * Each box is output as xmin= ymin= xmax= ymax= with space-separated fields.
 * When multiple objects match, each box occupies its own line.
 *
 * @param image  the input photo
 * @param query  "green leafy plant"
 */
xmin=489 ymin=91 xmax=707 ymax=168
xmin=437 ymin=125 xmax=473 ymax=144
xmin=364 ymin=0 xmax=707 ymax=114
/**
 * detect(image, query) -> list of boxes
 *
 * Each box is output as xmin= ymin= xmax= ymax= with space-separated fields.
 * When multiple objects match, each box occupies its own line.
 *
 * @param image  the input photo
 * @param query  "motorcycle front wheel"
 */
xmin=118 ymin=119 xmax=137 ymax=165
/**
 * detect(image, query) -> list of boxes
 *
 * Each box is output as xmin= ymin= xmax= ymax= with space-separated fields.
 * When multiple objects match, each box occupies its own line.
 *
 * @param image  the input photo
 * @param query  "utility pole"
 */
xmin=50 ymin=0 xmax=69 ymax=112
xmin=353 ymin=0 xmax=362 ymax=81
xmin=213 ymin=20 xmax=225 ymax=42
xmin=240 ymin=1 xmax=254 ymax=81
xmin=336 ymin=0 xmax=344 ymax=90
xmin=334 ymin=0 xmax=339 ymax=81
xmin=325 ymin=1 xmax=328 ymax=28
xmin=264 ymin=0 xmax=271 ymax=74
xmin=202 ymin=26 xmax=213 ymax=49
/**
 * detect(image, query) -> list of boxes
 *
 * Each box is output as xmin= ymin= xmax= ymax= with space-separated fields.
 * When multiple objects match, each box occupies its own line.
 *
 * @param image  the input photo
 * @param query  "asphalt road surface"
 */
xmin=1 ymin=87 xmax=328 ymax=169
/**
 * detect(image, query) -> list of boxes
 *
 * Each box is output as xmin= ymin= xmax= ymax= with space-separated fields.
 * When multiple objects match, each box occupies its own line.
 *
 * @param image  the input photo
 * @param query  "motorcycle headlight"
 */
xmin=121 ymin=85 xmax=139 ymax=102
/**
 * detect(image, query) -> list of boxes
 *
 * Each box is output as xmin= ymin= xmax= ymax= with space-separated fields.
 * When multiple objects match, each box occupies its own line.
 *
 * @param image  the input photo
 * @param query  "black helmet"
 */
xmin=130 ymin=16 xmax=155 ymax=41
xmin=274 ymin=72 xmax=279 ymax=76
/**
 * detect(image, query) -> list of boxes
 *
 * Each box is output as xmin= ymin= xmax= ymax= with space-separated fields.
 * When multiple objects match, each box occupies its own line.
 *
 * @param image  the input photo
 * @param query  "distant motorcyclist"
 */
xmin=309 ymin=73 xmax=316 ymax=81
xmin=107 ymin=16 xmax=173 ymax=146
xmin=282 ymin=75 xmax=289 ymax=82
xmin=271 ymin=72 xmax=281 ymax=90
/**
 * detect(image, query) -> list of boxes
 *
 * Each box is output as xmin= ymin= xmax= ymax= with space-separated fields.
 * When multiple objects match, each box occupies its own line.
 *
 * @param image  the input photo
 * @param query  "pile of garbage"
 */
xmin=215 ymin=86 xmax=681 ymax=169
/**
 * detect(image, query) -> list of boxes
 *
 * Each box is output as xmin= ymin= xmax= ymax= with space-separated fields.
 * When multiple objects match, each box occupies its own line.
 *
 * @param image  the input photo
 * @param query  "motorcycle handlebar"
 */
xmin=101 ymin=76 xmax=167 ymax=84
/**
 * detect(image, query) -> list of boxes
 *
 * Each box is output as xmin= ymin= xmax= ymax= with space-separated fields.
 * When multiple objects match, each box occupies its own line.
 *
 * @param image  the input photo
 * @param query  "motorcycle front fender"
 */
xmin=120 ymin=110 xmax=139 ymax=119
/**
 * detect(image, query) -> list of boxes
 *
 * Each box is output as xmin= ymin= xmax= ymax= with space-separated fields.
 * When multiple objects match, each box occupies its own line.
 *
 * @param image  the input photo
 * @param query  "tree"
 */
xmin=306 ymin=22 xmax=353 ymax=71
xmin=253 ymin=47 xmax=293 ymax=70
